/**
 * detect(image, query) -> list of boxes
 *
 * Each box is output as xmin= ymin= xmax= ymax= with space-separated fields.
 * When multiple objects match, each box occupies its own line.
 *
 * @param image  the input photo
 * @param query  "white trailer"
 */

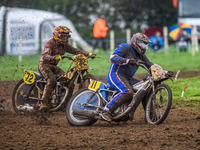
xmin=0 ymin=6 xmax=92 ymax=55
xmin=178 ymin=0 xmax=200 ymax=34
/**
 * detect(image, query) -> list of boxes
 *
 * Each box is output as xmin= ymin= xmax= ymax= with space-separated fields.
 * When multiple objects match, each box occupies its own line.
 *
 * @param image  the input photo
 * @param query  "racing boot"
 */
xmin=101 ymin=109 xmax=112 ymax=122
xmin=38 ymin=96 xmax=50 ymax=112
xmin=38 ymin=87 xmax=52 ymax=112
xmin=38 ymin=103 xmax=49 ymax=112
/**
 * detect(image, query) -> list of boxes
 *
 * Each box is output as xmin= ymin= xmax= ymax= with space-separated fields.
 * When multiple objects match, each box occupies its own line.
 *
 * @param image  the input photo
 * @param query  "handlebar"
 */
xmin=138 ymin=60 xmax=174 ymax=77
xmin=165 ymin=71 xmax=174 ymax=77
xmin=138 ymin=60 xmax=151 ymax=66
xmin=88 ymin=56 xmax=100 ymax=59
xmin=61 ymin=55 xmax=99 ymax=61
xmin=61 ymin=55 xmax=74 ymax=60
xmin=137 ymin=60 xmax=152 ymax=72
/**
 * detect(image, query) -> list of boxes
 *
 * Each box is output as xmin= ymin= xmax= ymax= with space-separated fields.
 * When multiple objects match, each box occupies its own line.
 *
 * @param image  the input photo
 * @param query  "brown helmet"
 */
xmin=130 ymin=33 xmax=152 ymax=55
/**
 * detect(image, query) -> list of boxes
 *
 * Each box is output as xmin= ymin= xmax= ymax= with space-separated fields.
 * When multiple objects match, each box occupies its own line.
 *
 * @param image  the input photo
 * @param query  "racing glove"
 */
xmin=128 ymin=59 xmax=141 ymax=66
xmin=128 ymin=59 xmax=137 ymax=65
xmin=54 ymin=55 xmax=62 ymax=61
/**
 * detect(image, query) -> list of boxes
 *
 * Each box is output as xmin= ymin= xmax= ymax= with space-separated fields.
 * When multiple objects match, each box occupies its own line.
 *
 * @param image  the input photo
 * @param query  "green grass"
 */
xmin=89 ymin=45 xmax=200 ymax=75
xmin=0 ymin=55 xmax=40 ymax=80
xmin=166 ymin=77 xmax=200 ymax=108
xmin=0 ymin=45 xmax=200 ymax=108
xmin=1 ymin=45 xmax=200 ymax=80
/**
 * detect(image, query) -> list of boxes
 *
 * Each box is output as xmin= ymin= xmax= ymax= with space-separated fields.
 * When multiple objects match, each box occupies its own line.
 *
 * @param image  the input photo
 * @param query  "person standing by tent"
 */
xmin=93 ymin=18 xmax=109 ymax=52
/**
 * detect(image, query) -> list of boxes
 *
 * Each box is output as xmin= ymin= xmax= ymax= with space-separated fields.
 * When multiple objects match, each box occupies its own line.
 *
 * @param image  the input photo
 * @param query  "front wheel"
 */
xmin=66 ymin=87 xmax=102 ymax=126
xmin=145 ymin=84 xmax=172 ymax=125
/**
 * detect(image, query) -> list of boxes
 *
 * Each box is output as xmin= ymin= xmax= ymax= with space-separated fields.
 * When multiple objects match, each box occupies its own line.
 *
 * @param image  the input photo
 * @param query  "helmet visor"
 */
xmin=60 ymin=33 xmax=71 ymax=38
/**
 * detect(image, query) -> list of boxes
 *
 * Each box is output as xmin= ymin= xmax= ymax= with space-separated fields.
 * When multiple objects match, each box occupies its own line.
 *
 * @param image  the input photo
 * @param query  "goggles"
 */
xmin=59 ymin=33 xmax=71 ymax=39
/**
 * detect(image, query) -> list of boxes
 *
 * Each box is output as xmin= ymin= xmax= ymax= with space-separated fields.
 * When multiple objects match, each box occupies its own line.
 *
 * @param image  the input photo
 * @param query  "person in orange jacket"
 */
xmin=93 ymin=18 xmax=109 ymax=51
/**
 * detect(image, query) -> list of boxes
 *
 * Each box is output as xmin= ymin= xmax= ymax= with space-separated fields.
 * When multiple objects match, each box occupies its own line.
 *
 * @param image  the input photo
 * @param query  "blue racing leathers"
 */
xmin=106 ymin=43 xmax=153 ymax=112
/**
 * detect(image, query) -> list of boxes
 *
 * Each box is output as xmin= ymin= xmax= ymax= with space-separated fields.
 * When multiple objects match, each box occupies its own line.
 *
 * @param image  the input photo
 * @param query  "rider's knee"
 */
xmin=126 ymin=89 xmax=133 ymax=99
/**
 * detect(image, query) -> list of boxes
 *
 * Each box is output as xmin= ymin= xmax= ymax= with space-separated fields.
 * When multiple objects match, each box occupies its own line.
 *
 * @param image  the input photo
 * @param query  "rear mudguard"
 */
xmin=23 ymin=70 xmax=45 ymax=90
xmin=23 ymin=70 xmax=43 ymax=84
xmin=88 ymin=80 xmax=108 ymax=101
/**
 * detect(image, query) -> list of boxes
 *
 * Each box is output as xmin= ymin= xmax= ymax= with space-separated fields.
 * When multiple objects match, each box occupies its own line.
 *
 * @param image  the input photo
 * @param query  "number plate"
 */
xmin=23 ymin=71 xmax=36 ymax=84
xmin=88 ymin=80 xmax=101 ymax=91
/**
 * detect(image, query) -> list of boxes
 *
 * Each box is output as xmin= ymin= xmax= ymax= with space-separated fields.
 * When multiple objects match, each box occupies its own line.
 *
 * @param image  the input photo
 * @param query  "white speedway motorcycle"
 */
xmin=66 ymin=62 xmax=174 ymax=126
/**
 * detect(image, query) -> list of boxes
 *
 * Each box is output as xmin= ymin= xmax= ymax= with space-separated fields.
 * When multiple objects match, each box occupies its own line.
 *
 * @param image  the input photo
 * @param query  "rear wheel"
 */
xmin=66 ymin=87 xmax=102 ymax=126
xmin=12 ymin=79 xmax=42 ymax=115
xmin=145 ymin=84 xmax=172 ymax=125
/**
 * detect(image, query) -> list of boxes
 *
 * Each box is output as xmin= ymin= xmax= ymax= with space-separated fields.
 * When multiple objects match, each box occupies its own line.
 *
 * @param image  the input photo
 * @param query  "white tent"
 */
xmin=0 ymin=6 xmax=6 ymax=54
xmin=0 ymin=6 xmax=92 ymax=55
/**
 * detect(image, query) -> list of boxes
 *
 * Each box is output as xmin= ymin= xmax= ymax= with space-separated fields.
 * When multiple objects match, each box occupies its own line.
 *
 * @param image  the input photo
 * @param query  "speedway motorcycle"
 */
xmin=12 ymin=54 xmax=96 ymax=115
xmin=66 ymin=62 xmax=174 ymax=125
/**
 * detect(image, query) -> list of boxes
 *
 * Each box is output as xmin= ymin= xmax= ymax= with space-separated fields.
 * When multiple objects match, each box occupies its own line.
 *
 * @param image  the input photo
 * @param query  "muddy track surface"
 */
xmin=0 ymin=72 xmax=200 ymax=150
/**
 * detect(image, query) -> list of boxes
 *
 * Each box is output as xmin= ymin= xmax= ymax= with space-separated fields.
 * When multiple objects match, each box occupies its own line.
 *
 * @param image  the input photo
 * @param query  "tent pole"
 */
xmin=163 ymin=26 xmax=168 ymax=54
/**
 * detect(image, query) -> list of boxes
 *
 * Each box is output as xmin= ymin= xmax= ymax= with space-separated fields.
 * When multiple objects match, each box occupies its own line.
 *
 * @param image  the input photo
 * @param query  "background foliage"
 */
xmin=0 ymin=0 xmax=177 ymax=40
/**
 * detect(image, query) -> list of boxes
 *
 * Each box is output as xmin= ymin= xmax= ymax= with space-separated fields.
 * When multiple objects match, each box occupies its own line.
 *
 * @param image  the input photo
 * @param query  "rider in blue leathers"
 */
xmin=101 ymin=33 xmax=153 ymax=121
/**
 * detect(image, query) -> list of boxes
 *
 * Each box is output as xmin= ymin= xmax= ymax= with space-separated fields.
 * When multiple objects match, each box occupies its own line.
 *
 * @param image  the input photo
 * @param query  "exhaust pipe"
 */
xmin=73 ymin=108 xmax=97 ymax=119
xmin=17 ymin=104 xmax=34 ymax=112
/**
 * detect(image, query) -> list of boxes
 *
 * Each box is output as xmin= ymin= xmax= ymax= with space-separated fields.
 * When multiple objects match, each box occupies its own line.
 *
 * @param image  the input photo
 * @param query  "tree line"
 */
xmin=1 ymin=0 xmax=177 ymax=39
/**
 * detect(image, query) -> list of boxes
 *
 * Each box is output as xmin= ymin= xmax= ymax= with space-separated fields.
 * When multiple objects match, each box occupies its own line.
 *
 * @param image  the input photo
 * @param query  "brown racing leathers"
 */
xmin=38 ymin=38 xmax=89 ymax=105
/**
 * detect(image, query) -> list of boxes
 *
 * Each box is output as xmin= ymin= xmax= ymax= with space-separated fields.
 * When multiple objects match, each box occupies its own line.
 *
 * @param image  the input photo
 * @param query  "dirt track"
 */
xmin=0 ymin=72 xmax=200 ymax=150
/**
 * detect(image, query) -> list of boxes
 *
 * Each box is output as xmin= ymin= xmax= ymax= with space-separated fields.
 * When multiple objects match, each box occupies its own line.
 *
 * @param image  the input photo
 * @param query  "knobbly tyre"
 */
xmin=12 ymin=54 xmax=96 ymax=115
xmin=66 ymin=62 xmax=174 ymax=125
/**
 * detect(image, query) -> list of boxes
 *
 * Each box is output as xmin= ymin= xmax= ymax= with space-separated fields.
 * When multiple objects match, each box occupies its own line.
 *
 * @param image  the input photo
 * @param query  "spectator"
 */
xmin=149 ymin=31 xmax=164 ymax=52
xmin=93 ymin=18 xmax=108 ymax=52
xmin=177 ymin=30 xmax=190 ymax=52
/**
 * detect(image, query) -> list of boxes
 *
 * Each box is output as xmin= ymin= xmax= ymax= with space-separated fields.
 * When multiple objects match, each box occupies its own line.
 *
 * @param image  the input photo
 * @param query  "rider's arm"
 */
xmin=158 ymin=37 xmax=164 ymax=46
xmin=110 ymin=44 xmax=130 ymax=65
xmin=141 ymin=54 xmax=153 ymax=69
xmin=41 ymin=40 xmax=56 ymax=63
xmin=65 ymin=43 xmax=89 ymax=56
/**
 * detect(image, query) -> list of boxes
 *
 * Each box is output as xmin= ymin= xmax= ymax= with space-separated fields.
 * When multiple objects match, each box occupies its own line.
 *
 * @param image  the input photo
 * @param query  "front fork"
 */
xmin=152 ymin=82 xmax=162 ymax=108
xmin=77 ymin=70 xmax=89 ymax=88
xmin=79 ymin=72 xmax=85 ymax=87
xmin=152 ymin=81 xmax=156 ymax=101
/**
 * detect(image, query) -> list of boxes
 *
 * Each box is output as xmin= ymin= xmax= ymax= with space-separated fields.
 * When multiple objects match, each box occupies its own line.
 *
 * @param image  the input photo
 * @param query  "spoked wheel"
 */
xmin=66 ymin=87 xmax=102 ymax=126
xmin=145 ymin=84 xmax=172 ymax=125
xmin=12 ymin=79 xmax=42 ymax=115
